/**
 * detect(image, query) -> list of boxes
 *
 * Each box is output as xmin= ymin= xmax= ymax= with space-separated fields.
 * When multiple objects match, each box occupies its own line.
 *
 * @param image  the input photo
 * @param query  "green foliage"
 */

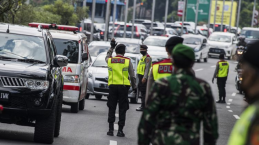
xmin=76 ymin=6 xmax=89 ymax=21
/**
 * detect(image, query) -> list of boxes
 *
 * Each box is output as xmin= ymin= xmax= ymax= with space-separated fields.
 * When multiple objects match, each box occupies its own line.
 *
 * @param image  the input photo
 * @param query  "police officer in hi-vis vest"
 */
xmin=145 ymin=36 xmax=184 ymax=106
xmin=136 ymin=45 xmax=152 ymax=111
xmin=212 ymin=53 xmax=229 ymax=103
xmin=105 ymin=39 xmax=137 ymax=137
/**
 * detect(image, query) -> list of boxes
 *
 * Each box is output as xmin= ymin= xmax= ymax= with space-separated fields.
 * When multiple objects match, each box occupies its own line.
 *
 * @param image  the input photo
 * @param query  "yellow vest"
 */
xmin=228 ymin=105 xmax=258 ymax=145
xmin=218 ymin=61 xmax=229 ymax=78
xmin=137 ymin=54 xmax=151 ymax=75
xmin=107 ymin=56 xmax=131 ymax=86
xmin=152 ymin=58 xmax=173 ymax=81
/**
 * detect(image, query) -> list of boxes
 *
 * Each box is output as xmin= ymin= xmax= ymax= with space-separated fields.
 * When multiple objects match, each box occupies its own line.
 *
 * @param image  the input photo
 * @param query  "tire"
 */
xmin=95 ymin=95 xmax=102 ymax=100
xmin=79 ymin=97 xmax=85 ymax=111
xmin=85 ymin=94 xmax=90 ymax=99
xmin=204 ymin=57 xmax=208 ymax=62
xmin=71 ymin=102 xmax=79 ymax=113
xmin=54 ymin=92 xmax=62 ymax=138
xmin=34 ymin=99 xmax=57 ymax=144
xmin=130 ymin=89 xmax=139 ymax=104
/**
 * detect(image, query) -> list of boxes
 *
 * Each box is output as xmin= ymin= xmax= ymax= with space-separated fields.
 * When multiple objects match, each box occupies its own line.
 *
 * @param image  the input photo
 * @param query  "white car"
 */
xmin=207 ymin=32 xmax=238 ymax=59
xmin=182 ymin=34 xmax=209 ymax=62
xmin=142 ymin=36 xmax=170 ymax=52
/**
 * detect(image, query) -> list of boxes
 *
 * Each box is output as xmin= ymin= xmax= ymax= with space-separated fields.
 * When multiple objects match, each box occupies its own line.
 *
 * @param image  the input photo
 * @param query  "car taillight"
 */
xmin=100 ymin=31 xmax=104 ymax=35
xmin=161 ymin=34 xmax=169 ymax=37
xmin=136 ymin=26 xmax=140 ymax=37
xmin=114 ymin=25 xmax=120 ymax=35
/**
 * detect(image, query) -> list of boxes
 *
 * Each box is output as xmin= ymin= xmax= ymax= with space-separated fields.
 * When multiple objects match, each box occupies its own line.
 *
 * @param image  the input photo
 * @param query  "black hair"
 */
xmin=115 ymin=44 xmax=126 ymax=54
xmin=219 ymin=53 xmax=225 ymax=59
xmin=140 ymin=45 xmax=148 ymax=50
xmin=173 ymin=55 xmax=194 ymax=69
xmin=167 ymin=44 xmax=177 ymax=53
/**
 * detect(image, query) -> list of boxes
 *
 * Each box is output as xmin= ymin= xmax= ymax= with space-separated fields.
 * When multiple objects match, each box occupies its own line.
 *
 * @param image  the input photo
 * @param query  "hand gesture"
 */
xmin=110 ymin=38 xmax=117 ymax=49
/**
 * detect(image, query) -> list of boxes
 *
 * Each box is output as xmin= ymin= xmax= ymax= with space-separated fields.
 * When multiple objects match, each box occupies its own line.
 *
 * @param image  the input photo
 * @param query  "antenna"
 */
xmin=6 ymin=25 xmax=9 ymax=33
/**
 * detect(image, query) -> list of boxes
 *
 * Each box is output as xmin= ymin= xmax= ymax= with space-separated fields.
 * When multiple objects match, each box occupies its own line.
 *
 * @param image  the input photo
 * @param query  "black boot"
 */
xmin=107 ymin=123 xmax=114 ymax=136
xmin=117 ymin=126 xmax=125 ymax=137
xmin=216 ymin=97 xmax=222 ymax=103
xmin=222 ymin=97 xmax=226 ymax=103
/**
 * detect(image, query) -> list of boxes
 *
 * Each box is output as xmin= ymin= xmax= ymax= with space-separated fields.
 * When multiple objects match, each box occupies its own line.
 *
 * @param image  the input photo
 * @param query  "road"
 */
xmin=0 ymin=57 xmax=246 ymax=145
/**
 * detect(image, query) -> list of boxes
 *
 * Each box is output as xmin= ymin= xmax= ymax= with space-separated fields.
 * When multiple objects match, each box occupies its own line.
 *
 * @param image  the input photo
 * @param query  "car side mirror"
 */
xmin=54 ymin=55 xmax=68 ymax=67
xmin=82 ymin=53 xmax=88 ymax=61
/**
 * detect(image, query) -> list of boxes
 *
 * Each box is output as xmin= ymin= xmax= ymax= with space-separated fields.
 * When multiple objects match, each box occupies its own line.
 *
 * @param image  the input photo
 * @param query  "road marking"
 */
xmin=233 ymin=115 xmax=240 ymax=119
xmin=114 ymin=124 xmax=118 ymax=130
xmin=195 ymin=68 xmax=203 ymax=72
xmin=211 ymin=65 xmax=216 ymax=68
xmin=226 ymin=106 xmax=230 ymax=108
xmin=115 ymin=114 xmax=119 ymax=118
xmin=232 ymin=93 xmax=236 ymax=96
xmin=229 ymin=99 xmax=233 ymax=102
xmin=227 ymin=103 xmax=231 ymax=105
xmin=110 ymin=140 xmax=117 ymax=145
xmin=228 ymin=110 xmax=233 ymax=112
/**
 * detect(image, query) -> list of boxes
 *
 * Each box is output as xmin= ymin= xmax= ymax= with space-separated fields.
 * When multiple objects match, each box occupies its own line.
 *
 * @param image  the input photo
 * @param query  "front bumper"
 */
xmin=63 ymin=83 xmax=80 ymax=103
xmin=1 ymin=107 xmax=51 ymax=117
xmin=209 ymin=47 xmax=231 ymax=57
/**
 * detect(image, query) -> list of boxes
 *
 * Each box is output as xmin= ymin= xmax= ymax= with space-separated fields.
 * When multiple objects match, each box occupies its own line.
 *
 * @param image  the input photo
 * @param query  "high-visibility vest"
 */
xmin=137 ymin=54 xmax=151 ymax=75
xmin=228 ymin=104 xmax=258 ymax=145
xmin=218 ymin=61 xmax=229 ymax=78
xmin=107 ymin=56 xmax=131 ymax=86
xmin=152 ymin=58 xmax=173 ymax=81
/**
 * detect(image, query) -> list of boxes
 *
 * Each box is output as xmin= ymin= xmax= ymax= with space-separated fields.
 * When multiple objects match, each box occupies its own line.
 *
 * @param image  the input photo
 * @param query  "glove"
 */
xmin=133 ymin=88 xmax=137 ymax=93
xmin=110 ymin=39 xmax=117 ymax=49
xmin=212 ymin=78 xmax=214 ymax=84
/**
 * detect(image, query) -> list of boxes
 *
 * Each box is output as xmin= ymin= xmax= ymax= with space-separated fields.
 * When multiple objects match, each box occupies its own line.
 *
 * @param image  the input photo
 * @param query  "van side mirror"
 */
xmin=82 ymin=53 xmax=88 ymax=61
xmin=54 ymin=55 xmax=68 ymax=67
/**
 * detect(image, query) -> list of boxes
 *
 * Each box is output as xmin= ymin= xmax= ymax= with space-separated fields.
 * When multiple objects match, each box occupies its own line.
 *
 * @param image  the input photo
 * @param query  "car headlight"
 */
xmin=24 ymin=79 xmax=49 ymax=90
xmin=64 ymin=75 xmax=79 ymax=83
xmin=194 ymin=47 xmax=200 ymax=52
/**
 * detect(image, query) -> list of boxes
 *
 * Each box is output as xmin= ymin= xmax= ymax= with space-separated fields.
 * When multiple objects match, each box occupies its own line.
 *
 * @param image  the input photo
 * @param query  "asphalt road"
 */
xmin=0 ymin=57 xmax=246 ymax=145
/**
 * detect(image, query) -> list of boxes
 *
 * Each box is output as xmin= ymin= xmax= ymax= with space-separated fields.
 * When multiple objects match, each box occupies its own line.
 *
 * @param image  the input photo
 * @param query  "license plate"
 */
xmin=99 ymin=84 xmax=108 ymax=89
xmin=0 ymin=93 xmax=9 ymax=102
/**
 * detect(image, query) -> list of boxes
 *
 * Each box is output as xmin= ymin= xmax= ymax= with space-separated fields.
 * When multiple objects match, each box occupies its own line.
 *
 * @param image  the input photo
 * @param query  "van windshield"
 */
xmin=241 ymin=30 xmax=259 ymax=39
xmin=54 ymin=39 xmax=79 ymax=63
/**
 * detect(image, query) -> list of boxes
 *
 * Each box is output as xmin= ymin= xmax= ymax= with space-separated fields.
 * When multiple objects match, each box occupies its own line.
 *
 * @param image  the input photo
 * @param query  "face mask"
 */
xmin=140 ymin=51 xmax=147 ymax=56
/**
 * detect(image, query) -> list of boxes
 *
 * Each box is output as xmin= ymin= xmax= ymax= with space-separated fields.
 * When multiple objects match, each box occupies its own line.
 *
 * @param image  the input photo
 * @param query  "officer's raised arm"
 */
xmin=105 ymin=38 xmax=117 ymax=63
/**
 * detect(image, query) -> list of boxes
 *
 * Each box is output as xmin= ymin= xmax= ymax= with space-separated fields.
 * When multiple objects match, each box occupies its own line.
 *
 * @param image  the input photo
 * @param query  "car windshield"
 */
xmin=240 ymin=30 xmax=259 ymax=39
xmin=95 ymin=24 xmax=105 ymax=31
xmin=0 ymin=33 xmax=46 ymax=62
xmin=153 ymin=29 xmax=164 ymax=35
xmin=143 ymin=37 xmax=168 ymax=47
xmin=171 ymin=27 xmax=187 ymax=34
xmin=92 ymin=54 xmax=136 ymax=68
xmin=89 ymin=45 xmax=110 ymax=57
xmin=200 ymin=30 xmax=208 ymax=36
xmin=183 ymin=37 xmax=202 ymax=45
xmin=208 ymin=35 xmax=231 ymax=42
xmin=142 ymin=23 xmax=158 ymax=29
xmin=54 ymin=39 xmax=79 ymax=63
xmin=150 ymin=55 xmax=168 ymax=62
xmin=117 ymin=42 xmax=140 ymax=53
xmin=118 ymin=25 xmax=136 ymax=31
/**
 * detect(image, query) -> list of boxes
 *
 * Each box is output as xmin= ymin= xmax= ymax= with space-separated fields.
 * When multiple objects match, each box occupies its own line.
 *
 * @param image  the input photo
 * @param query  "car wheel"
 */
xmin=95 ymin=95 xmax=102 ymax=100
xmin=130 ymin=89 xmax=139 ymax=104
xmin=34 ymin=99 xmax=56 ymax=144
xmin=79 ymin=97 xmax=85 ymax=111
xmin=197 ymin=54 xmax=202 ymax=63
xmin=71 ymin=102 xmax=79 ymax=113
xmin=204 ymin=57 xmax=208 ymax=62
xmin=85 ymin=94 xmax=90 ymax=99
xmin=54 ymin=92 xmax=63 ymax=137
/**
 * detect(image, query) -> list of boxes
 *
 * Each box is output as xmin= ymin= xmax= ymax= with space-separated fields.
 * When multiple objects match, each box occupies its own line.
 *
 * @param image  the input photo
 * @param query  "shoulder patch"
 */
xmin=111 ymin=58 xmax=125 ymax=64
xmin=158 ymin=65 xmax=173 ymax=73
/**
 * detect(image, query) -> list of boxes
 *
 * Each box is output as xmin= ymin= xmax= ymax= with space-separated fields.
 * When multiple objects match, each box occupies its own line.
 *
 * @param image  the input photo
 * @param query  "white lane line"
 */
xmin=195 ymin=68 xmax=203 ymax=72
xmin=226 ymin=106 xmax=230 ymax=108
xmin=114 ymin=124 xmax=118 ymax=130
xmin=211 ymin=65 xmax=216 ymax=68
xmin=233 ymin=115 xmax=240 ymax=119
xmin=227 ymin=103 xmax=231 ymax=105
xmin=229 ymin=99 xmax=233 ymax=102
xmin=228 ymin=110 xmax=233 ymax=112
xmin=115 ymin=114 xmax=119 ymax=118
xmin=232 ymin=93 xmax=236 ymax=96
xmin=110 ymin=140 xmax=117 ymax=145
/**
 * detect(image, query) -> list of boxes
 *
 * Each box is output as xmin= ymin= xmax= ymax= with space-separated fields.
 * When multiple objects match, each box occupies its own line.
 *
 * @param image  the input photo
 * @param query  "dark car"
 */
xmin=114 ymin=24 xmax=148 ymax=39
xmin=0 ymin=23 xmax=68 ymax=144
xmin=240 ymin=27 xmax=259 ymax=47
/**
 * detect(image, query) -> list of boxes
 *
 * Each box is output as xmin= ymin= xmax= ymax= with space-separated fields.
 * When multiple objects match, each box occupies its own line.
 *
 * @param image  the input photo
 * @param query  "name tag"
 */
xmin=158 ymin=65 xmax=172 ymax=73
xmin=111 ymin=58 xmax=125 ymax=64
xmin=222 ymin=63 xmax=228 ymax=66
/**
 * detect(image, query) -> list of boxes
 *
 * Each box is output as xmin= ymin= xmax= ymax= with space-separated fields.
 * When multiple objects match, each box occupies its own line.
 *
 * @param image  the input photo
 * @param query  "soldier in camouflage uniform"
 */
xmin=138 ymin=44 xmax=219 ymax=145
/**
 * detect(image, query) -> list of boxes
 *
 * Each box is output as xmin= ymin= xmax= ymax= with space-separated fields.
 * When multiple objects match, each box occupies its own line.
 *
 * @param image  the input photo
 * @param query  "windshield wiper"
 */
xmin=17 ymin=58 xmax=45 ymax=64
xmin=0 ymin=55 xmax=17 ymax=61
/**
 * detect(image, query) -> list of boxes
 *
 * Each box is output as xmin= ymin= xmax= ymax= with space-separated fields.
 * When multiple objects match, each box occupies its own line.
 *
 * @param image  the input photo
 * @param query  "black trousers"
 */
xmin=217 ymin=77 xmax=227 ymax=101
xmin=138 ymin=74 xmax=147 ymax=108
xmin=107 ymin=85 xmax=129 ymax=127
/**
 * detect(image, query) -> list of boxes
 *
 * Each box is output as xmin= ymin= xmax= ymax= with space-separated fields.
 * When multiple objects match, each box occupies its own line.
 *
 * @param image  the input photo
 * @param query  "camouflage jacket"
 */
xmin=138 ymin=69 xmax=219 ymax=145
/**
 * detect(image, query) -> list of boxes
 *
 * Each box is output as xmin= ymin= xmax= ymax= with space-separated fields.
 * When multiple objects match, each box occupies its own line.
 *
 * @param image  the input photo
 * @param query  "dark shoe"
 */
xmin=216 ymin=100 xmax=222 ymax=103
xmin=117 ymin=131 xmax=125 ymax=137
xmin=136 ymin=106 xmax=143 ymax=111
xmin=221 ymin=100 xmax=226 ymax=103
xmin=107 ymin=130 xmax=114 ymax=136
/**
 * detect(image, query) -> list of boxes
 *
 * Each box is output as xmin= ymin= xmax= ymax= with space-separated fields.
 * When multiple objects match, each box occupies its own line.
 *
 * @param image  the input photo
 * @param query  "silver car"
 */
xmin=87 ymin=52 xmax=141 ymax=103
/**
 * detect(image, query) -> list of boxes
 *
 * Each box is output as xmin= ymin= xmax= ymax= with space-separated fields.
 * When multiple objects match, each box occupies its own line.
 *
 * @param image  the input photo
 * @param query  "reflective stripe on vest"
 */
xmin=137 ymin=55 xmax=151 ymax=75
xmin=218 ymin=61 xmax=229 ymax=78
xmin=107 ymin=56 xmax=130 ymax=86
xmin=228 ymin=105 xmax=257 ymax=145
xmin=152 ymin=59 xmax=172 ymax=81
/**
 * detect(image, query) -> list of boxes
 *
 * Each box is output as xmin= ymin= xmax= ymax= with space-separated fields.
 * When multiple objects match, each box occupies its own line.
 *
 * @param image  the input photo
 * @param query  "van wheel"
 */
xmin=71 ymin=102 xmax=79 ymax=113
xmin=204 ymin=56 xmax=208 ymax=62
xmin=79 ymin=97 xmax=85 ymax=110
xmin=95 ymin=95 xmax=102 ymax=100
xmin=54 ymin=92 xmax=63 ymax=137
xmin=34 ymin=100 xmax=56 ymax=144
xmin=86 ymin=94 xmax=90 ymax=99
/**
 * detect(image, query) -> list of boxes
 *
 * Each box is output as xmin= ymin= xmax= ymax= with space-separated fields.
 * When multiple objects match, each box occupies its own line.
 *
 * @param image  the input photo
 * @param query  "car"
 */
xmin=196 ymin=26 xmax=210 ymax=37
xmin=115 ymin=38 xmax=142 ymax=53
xmin=209 ymin=23 xmax=228 ymax=32
xmin=175 ymin=21 xmax=196 ymax=30
xmin=95 ymin=23 xmax=106 ymax=40
xmin=114 ymin=23 xmax=148 ymax=39
xmin=207 ymin=32 xmax=238 ymax=59
xmin=170 ymin=24 xmax=188 ymax=36
xmin=148 ymin=51 xmax=168 ymax=63
xmin=240 ymin=27 xmax=259 ymax=47
xmin=152 ymin=27 xmax=178 ymax=37
xmin=88 ymin=41 xmax=111 ymax=61
xmin=82 ymin=19 xmax=101 ymax=41
xmin=182 ymin=34 xmax=209 ymax=62
xmin=87 ymin=52 xmax=141 ymax=103
xmin=142 ymin=21 xmax=164 ymax=33
xmin=142 ymin=36 xmax=170 ymax=52
xmin=134 ymin=19 xmax=151 ymax=24
xmin=230 ymin=27 xmax=241 ymax=35
xmin=0 ymin=23 xmax=68 ymax=144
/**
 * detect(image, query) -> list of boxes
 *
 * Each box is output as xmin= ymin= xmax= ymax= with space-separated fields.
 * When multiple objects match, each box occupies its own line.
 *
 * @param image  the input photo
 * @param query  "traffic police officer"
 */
xmin=145 ymin=36 xmax=184 ymax=105
xmin=212 ymin=53 xmax=229 ymax=103
xmin=105 ymin=39 xmax=137 ymax=137
xmin=136 ymin=45 xmax=151 ymax=111
xmin=228 ymin=40 xmax=259 ymax=145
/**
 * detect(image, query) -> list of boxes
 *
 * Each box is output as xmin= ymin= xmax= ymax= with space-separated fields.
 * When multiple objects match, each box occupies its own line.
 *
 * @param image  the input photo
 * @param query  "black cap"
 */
xmin=165 ymin=36 xmax=184 ymax=47
xmin=242 ymin=40 xmax=259 ymax=69
xmin=115 ymin=44 xmax=126 ymax=50
xmin=140 ymin=45 xmax=148 ymax=50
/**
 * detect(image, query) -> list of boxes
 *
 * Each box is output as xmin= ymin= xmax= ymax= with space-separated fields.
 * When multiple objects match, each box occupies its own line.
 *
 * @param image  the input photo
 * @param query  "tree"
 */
xmin=43 ymin=0 xmax=78 ymax=25
xmin=76 ymin=6 xmax=89 ymax=21
xmin=0 ymin=0 xmax=23 ymax=22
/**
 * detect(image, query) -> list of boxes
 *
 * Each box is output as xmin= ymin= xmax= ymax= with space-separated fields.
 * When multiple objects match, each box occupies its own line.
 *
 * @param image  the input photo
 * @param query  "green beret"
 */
xmin=172 ymin=44 xmax=195 ymax=61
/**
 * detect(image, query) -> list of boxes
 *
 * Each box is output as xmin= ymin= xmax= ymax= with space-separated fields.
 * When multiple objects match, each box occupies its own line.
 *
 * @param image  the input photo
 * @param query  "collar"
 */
xmin=116 ymin=54 xmax=124 ymax=57
xmin=175 ymin=68 xmax=195 ymax=77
